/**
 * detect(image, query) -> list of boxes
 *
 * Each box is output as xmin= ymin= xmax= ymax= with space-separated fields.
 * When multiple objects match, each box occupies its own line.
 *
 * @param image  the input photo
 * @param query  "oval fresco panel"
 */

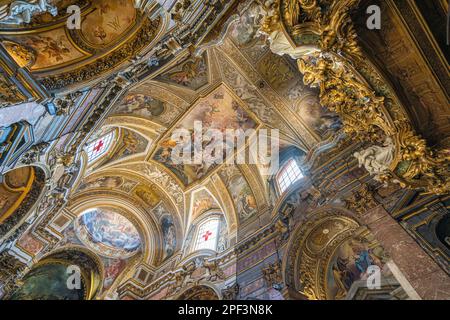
xmin=75 ymin=208 xmax=141 ymax=258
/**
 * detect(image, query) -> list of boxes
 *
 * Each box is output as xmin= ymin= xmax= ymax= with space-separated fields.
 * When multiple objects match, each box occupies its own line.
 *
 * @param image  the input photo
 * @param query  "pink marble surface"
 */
xmin=363 ymin=206 xmax=450 ymax=300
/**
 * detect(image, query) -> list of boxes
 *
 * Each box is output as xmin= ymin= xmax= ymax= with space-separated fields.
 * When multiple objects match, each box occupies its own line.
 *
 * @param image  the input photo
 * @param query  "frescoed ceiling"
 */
xmin=0 ymin=0 xmax=448 ymax=302
xmin=190 ymin=188 xmax=220 ymax=220
xmin=155 ymin=52 xmax=209 ymax=91
xmin=77 ymin=10 xmax=345 ymax=232
xmin=152 ymin=84 xmax=258 ymax=187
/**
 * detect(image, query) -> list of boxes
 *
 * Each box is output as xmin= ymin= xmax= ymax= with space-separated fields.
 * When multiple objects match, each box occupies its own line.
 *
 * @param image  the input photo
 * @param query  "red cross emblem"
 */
xmin=93 ymin=140 xmax=104 ymax=153
xmin=202 ymin=230 xmax=212 ymax=241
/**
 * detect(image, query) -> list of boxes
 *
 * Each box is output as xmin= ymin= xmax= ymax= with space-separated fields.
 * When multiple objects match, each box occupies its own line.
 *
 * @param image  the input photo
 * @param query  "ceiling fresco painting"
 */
xmin=294 ymin=94 xmax=342 ymax=139
xmin=75 ymin=208 xmax=141 ymax=259
xmin=153 ymin=85 xmax=258 ymax=186
xmin=16 ymin=231 xmax=45 ymax=256
xmin=133 ymin=184 xmax=161 ymax=208
xmin=77 ymin=175 xmax=124 ymax=192
xmin=99 ymin=129 xmax=149 ymax=166
xmin=218 ymin=165 xmax=257 ymax=222
xmin=80 ymin=0 xmax=137 ymax=47
xmin=0 ymin=0 xmax=449 ymax=303
xmin=155 ymin=52 xmax=209 ymax=91
xmin=190 ymin=188 xmax=220 ymax=220
xmin=114 ymin=94 xmax=166 ymax=118
xmin=4 ymin=28 xmax=84 ymax=71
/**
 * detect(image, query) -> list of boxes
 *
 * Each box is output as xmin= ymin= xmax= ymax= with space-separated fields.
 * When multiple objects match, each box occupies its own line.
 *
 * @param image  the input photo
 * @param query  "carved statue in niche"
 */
xmin=0 ymin=0 xmax=58 ymax=25
xmin=354 ymin=137 xmax=395 ymax=179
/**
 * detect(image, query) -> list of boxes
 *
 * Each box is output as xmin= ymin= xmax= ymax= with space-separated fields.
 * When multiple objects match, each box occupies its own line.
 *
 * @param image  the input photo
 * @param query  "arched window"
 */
xmin=277 ymin=159 xmax=304 ymax=194
xmin=193 ymin=216 xmax=221 ymax=252
xmin=85 ymin=131 xmax=115 ymax=163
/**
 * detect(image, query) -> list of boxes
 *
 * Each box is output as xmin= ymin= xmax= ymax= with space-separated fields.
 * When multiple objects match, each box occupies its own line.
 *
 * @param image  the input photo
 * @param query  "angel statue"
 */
xmin=0 ymin=0 xmax=58 ymax=25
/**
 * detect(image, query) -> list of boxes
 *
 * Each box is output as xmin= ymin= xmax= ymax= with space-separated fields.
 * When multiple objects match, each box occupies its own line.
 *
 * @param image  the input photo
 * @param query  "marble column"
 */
xmin=361 ymin=205 xmax=450 ymax=300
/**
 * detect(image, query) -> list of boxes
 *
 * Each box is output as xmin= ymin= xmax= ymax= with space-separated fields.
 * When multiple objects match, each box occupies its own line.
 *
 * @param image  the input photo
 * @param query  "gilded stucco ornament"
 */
xmin=258 ymin=0 xmax=450 ymax=195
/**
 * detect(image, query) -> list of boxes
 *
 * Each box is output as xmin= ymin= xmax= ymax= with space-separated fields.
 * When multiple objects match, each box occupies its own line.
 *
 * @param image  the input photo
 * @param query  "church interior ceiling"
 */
xmin=0 ymin=0 xmax=448 ymax=302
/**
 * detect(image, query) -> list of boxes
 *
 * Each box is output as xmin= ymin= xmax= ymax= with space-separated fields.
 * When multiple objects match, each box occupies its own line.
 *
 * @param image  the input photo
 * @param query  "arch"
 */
xmin=68 ymin=192 xmax=159 ymax=266
xmin=88 ymin=163 xmax=185 ymax=225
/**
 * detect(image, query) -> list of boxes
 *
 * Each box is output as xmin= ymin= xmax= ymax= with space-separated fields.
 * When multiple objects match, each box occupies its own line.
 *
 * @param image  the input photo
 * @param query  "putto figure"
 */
xmin=0 ymin=0 xmax=58 ymax=25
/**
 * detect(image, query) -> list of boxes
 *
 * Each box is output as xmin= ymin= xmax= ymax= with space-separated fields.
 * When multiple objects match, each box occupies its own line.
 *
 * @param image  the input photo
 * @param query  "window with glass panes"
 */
xmin=194 ymin=218 xmax=220 ymax=251
xmin=85 ymin=131 xmax=115 ymax=163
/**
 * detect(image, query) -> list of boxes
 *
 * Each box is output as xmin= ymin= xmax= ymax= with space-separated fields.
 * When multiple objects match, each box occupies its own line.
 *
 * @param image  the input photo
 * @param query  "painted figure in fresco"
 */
xmin=81 ymin=209 xmax=141 ymax=251
xmin=24 ymin=35 xmax=71 ymax=63
xmin=103 ymin=259 xmax=125 ymax=290
xmin=329 ymin=238 xmax=381 ymax=299
xmin=120 ymin=94 xmax=165 ymax=117
xmin=104 ymin=131 xmax=146 ymax=165
xmin=158 ymin=55 xmax=208 ymax=90
xmin=229 ymin=2 xmax=266 ymax=48
xmin=1 ymin=0 xmax=58 ymax=25
xmin=235 ymin=180 xmax=257 ymax=220
xmin=240 ymin=193 xmax=257 ymax=219
xmin=217 ymin=218 xmax=228 ymax=252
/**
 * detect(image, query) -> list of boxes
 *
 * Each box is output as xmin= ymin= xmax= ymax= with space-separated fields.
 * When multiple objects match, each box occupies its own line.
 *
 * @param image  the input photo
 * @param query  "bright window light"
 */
xmin=86 ymin=131 xmax=115 ymax=163
xmin=194 ymin=218 xmax=220 ymax=251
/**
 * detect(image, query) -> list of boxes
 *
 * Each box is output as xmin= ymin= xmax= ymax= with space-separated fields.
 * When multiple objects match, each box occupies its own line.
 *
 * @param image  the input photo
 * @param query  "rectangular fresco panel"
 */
xmin=6 ymin=28 xmax=85 ymax=71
